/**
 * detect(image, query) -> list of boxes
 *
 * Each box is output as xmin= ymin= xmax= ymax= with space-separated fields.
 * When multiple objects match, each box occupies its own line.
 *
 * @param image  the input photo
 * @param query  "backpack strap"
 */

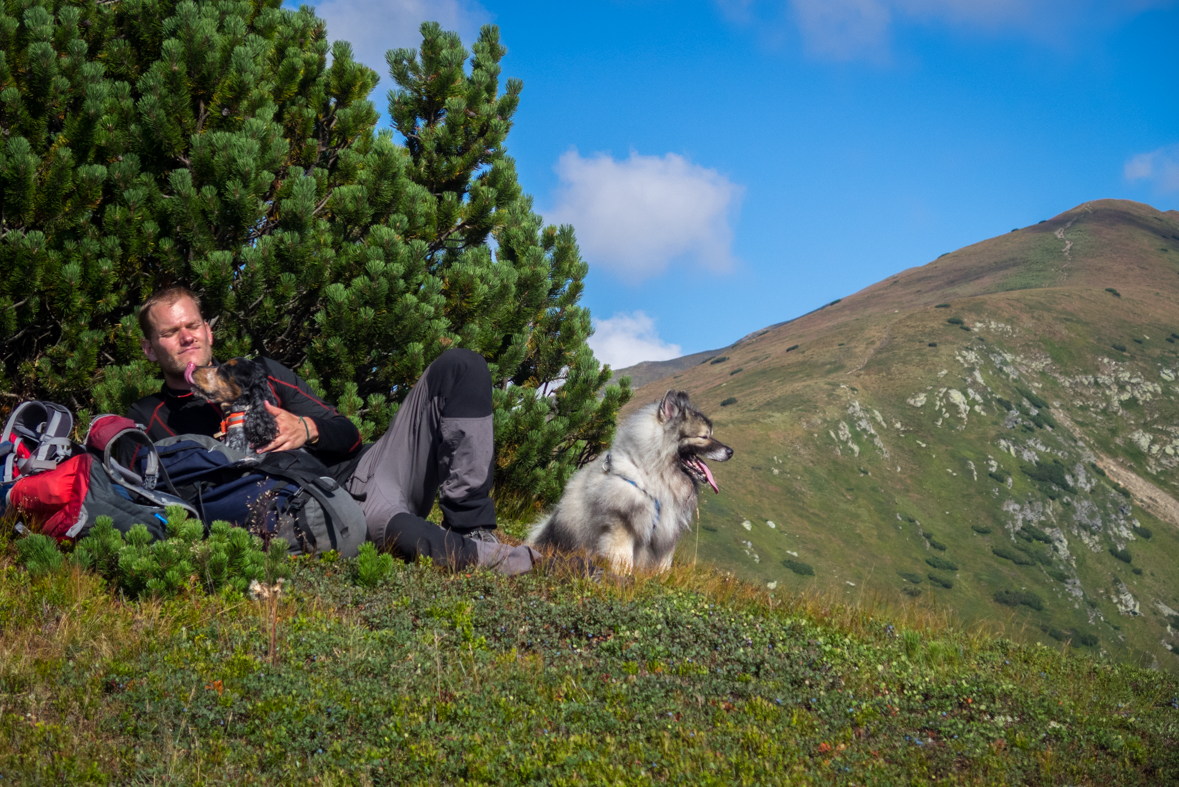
xmin=86 ymin=415 xmax=181 ymax=497
xmin=2 ymin=401 xmax=74 ymax=482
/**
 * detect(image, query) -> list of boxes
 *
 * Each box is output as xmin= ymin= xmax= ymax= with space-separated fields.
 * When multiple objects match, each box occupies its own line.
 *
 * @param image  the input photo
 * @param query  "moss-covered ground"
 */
xmin=2 ymin=546 xmax=1178 ymax=784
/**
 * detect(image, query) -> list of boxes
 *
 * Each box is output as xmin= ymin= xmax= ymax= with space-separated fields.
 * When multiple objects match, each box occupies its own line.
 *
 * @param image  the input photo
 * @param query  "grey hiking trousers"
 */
xmin=344 ymin=349 xmax=496 ymax=569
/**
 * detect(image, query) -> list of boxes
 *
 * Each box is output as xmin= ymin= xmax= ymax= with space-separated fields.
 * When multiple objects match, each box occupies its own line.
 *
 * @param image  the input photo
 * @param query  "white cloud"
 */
xmin=731 ymin=0 xmax=1179 ymax=62
xmin=588 ymin=312 xmax=683 ymax=370
xmin=312 ymin=0 xmax=491 ymax=97
xmin=1125 ymin=145 xmax=1179 ymax=193
xmin=792 ymin=0 xmax=893 ymax=60
xmin=547 ymin=149 xmax=744 ymax=283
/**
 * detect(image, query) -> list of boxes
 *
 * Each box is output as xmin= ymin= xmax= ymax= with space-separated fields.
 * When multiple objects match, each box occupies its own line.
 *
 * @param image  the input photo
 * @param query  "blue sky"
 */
xmin=302 ymin=0 xmax=1179 ymax=369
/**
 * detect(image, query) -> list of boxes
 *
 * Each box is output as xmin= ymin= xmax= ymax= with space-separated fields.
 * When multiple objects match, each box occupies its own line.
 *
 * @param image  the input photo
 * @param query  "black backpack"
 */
xmin=146 ymin=434 xmax=367 ymax=558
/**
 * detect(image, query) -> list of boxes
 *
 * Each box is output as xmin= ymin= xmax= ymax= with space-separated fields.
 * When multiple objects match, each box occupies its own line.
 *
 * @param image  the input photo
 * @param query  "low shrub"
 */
xmin=709 ymin=356 xmax=729 ymax=364
xmin=782 ymin=559 xmax=814 ymax=576
xmin=946 ymin=316 xmax=964 ymax=325
xmin=935 ymin=303 xmax=951 ymax=308
xmin=1113 ymin=483 xmax=1131 ymax=499
xmin=16 ymin=510 xmax=288 ymax=600
xmin=988 ymin=471 xmax=1007 ymax=484
xmin=1131 ymin=567 xmax=1143 ymax=575
xmin=994 ymin=589 xmax=1043 ymax=610
xmin=1020 ymin=459 xmax=1073 ymax=492
xmin=1015 ymin=541 xmax=1053 ymax=566
xmin=971 ymin=525 xmax=993 ymax=535
xmin=1105 ymin=288 xmax=1121 ymax=297
xmin=720 ymin=397 xmax=738 ymax=407
xmin=902 ymin=586 xmax=922 ymax=597
xmin=1075 ymin=633 xmax=1098 ymax=647
xmin=925 ymin=556 xmax=958 ymax=572
xmin=993 ymin=545 xmax=1035 ymax=566
xmin=1020 ymin=525 xmax=1053 ymax=544
xmin=1046 ymin=567 xmax=1069 ymax=582
xmin=785 ymin=344 xmax=799 ymax=352
xmin=926 ymin=572 xmax=954 ymax=589
xmin=927 ymin=342 xmax=937 ymax=347
xmin=1133 ymin=525 xmax=1152 ymax=539
xmin=1109 ymin=547 xmax=1132 ymax=564
xmin=702 ymin=524 xmax=718 ymax=532
xmin=1090 ymin=462 xmax=1107 ymax=477
xmin=897 ymin=571 xmax=924 ymax=584
xmin=960 ymin=325 xmax=972 ymax=332
xmin=355 ymin=543 xmax=395 ymax=588
xmin=1016 ymin=386 xmax=1050 ymax=410
xmin=927 ymin=538 xmax=947 ymax=551
xmin=1111 ymin=343 xmax=1127 ymax=353
xmin=996 ymin=397 xmax=1013 ymax=411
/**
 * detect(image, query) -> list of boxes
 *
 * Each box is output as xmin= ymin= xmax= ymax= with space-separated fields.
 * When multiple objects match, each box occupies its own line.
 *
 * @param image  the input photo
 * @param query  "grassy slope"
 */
xmin=2 ymin=551 xmax=1178 ymax=785
xmin=623 ymin=200 xmax=1179 ymax=672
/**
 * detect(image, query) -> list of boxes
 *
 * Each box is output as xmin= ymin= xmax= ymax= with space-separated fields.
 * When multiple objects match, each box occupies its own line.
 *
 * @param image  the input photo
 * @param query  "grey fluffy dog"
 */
xmin=528 ymin=390 xmax=733 ymax=573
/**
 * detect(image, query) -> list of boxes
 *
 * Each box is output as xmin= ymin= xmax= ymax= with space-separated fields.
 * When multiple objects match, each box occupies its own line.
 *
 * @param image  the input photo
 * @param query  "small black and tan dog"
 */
xmin=184 ymin=358 xmax=278 ymax=453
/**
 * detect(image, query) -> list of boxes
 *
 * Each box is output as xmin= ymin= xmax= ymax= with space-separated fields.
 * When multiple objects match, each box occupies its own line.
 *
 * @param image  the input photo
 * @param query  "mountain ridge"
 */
xmin=617 ymin=198 xmax=1179 ymax=671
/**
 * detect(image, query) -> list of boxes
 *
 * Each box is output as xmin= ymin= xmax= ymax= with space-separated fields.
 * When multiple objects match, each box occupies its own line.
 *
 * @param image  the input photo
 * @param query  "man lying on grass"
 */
xmin=128 ymin=285 xmax=544 ymax=575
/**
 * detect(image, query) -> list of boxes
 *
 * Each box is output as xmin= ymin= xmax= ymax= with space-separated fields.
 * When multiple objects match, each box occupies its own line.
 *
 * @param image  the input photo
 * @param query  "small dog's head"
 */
xmin=657 ymin=390 xmax=734 ymax=493
xmin=184 ymin=358 xmax=278 ymax=449
xmin=185 ymin=357 xmax=269 ymax=408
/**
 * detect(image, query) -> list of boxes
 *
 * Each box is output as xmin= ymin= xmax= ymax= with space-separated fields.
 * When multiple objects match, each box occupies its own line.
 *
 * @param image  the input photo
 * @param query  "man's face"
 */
xmin=141 ymin=296 xmax=214 ymax=382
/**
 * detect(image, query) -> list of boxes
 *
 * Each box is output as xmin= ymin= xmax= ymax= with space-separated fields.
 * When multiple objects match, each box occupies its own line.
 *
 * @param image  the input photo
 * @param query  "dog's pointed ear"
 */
xmin=658 ymin=390 xmax=689 ymax=422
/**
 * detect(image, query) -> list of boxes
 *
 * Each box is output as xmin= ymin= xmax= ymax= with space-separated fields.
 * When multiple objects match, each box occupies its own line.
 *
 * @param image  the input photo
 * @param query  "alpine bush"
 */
xmin=710 ymin=356 xmax=729 ymax=365
xmin=994 ymin=589 xmax=1043 ymax=611
xmin=946 ymin=317 xmax=964 ymax=326
xmin=1109 ymin=547 xmax=1132 ymax=564
xmin=925 ymin=556 xmax=958 ymax=572
xmin=993 ymin=545 xmax=1035 ymax=566
xmin=720 ymin=397 xmax=738 ymax=407
xmin=971 ymin=525 xmax=993 ymax=535
xmin=897 ymin=571 xmax=924 ymax=584
xmin=1020 ymin=459 xmax=1073 ymax=492
xmin=1112 ymin=343 xmax=1127 ymax=353
xmin=988 ymin=471 xmax=1007 ymax=484
xmin=782 ymin=559 xmax=814 ymax=576
xmin=33 ymin=508 xmax=293 ymax=599
xmin=1016 ymin=387 xmax=1050 ymax=410
xmin=355 ymin=542 xmax=396 ymax=588
xmin=1133 ymin=525 xmax=1152 ymax=540
xmin=926 ymin=572 xmax=954 ymax=589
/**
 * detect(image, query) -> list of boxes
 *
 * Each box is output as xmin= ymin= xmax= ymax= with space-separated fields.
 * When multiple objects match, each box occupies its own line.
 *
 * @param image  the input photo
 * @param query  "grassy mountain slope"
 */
xmin=627 ymin=200 xmax=1179 ymax=671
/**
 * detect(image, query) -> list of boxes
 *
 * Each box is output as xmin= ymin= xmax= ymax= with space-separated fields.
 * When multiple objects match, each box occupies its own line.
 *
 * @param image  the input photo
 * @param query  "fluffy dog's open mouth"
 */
xmin=682 ymin=455 xmax=720 ymax=494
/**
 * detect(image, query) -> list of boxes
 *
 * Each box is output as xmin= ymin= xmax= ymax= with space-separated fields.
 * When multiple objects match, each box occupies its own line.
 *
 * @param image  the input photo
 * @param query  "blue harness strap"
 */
xmin=605 ymin=453 xmax=661 ymax=532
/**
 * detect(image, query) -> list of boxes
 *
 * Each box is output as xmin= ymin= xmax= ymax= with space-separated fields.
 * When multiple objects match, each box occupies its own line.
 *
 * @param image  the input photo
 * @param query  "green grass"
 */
xmin=2 ymin=547 xmax=1178 ymax=785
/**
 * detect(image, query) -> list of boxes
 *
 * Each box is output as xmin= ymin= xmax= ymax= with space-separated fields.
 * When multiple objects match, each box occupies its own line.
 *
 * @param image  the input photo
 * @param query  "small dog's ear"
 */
xmin=658 ymin=390 xmax=689 ymax=422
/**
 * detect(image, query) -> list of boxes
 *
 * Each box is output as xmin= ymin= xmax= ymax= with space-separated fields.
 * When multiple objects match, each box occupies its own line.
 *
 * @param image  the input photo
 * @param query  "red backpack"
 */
xmin=0 ymin=402 xmax=197 ymax=541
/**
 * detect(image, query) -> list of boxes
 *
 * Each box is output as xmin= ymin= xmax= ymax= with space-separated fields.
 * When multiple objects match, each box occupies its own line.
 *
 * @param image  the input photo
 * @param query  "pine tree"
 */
xmin=0 ymin=2 xmax=628 ymax=507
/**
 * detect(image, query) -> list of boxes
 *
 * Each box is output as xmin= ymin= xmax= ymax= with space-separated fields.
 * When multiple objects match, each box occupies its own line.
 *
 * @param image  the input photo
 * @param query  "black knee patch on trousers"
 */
xmin=382 ymin=512 xmax=479 ymax=569
xmin=427 ymin=349 xmax=493 ymax=419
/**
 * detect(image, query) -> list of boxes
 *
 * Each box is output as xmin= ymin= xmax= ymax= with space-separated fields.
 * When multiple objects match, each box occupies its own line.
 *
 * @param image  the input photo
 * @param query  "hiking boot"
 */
xmin=472 ymin=541 xmax=541 ymax=575
xmin=459 ymin=527 xmax=500 ymax=544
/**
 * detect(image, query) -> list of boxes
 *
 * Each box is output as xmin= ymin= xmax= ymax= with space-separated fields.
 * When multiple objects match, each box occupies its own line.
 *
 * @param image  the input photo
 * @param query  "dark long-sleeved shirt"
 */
xmin=126 ymin=357 xmax=364 ymax=471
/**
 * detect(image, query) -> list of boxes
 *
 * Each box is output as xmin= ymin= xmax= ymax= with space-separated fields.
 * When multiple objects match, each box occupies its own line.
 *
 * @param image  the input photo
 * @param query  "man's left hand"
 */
xmin=257 ymin=401 xmax=318 ymax=453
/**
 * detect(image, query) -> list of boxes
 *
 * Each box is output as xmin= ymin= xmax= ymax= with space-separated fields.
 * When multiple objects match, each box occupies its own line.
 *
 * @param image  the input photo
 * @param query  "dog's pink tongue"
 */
xmin=700 ymin=459 xmax=719 ymax=494
xmin=184 ymin=361 xmax=196 ymax=386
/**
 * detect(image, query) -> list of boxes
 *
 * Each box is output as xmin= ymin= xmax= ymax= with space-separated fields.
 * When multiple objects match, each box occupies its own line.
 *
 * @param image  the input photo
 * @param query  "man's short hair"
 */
xmin=138 ymin=285 xmax=203 ymax=339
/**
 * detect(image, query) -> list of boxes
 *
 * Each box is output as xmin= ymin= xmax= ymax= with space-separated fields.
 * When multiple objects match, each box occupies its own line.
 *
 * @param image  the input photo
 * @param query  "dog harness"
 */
xmin=603 ymin=452 xmax=661 ymax=531
xmin=216 ymin=410 xmax=247 ymax=440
